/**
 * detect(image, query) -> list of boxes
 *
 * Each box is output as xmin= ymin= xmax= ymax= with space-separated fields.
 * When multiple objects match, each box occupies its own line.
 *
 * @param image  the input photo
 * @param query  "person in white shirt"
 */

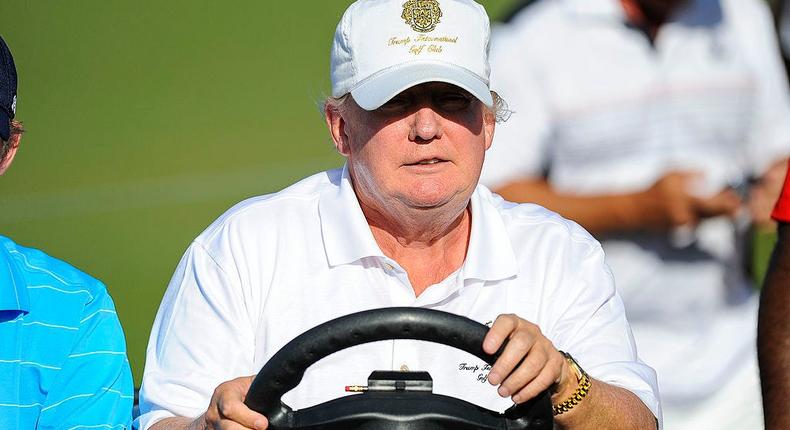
xmin=137 ymin=1 xmax=660 ymax=429
xmin=480 ymin=0 xmax=790 ymax=428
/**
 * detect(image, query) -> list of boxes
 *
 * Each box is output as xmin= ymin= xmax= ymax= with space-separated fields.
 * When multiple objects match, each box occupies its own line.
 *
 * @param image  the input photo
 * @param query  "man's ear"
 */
xmin=326 ymin=105 xmax=351 ymax=157
xmin=0 ymin=133 xmax=21 ymax=175
xmin=483 ymin=113 xmax=495 ymax=151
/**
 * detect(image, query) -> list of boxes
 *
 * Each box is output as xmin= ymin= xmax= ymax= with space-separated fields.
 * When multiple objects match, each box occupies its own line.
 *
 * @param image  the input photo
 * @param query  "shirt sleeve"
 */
xmin=480 ymin=24 xmax=553 ymax=190
xmin=739 ymin=0 xmax=790 ymax=174
xmin=136 ymin=241 xmax=256 ymax=430
xmin=543 ymin=223 xmax=663 ymax=428
xmin=37 ymin=281 xmax=134 ymax=429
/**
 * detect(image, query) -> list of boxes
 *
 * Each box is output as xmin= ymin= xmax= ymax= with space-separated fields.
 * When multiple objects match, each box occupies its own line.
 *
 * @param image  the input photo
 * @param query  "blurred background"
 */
xmin=0 ymin=0 xmax=520 ymax=385
xmin=1 ymin=0 xmax=787 ymax=387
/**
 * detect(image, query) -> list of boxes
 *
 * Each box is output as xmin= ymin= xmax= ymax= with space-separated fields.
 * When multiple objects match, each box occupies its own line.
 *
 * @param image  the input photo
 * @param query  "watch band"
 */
xmin=553 ymin=351 xmax=592 ymax=416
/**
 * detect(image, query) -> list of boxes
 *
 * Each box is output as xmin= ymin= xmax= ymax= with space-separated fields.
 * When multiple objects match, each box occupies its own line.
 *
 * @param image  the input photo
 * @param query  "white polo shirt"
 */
xmin=481 ymin=0 xmax=790 ymax=406
xmin=136 ymin=166 xmax=661 ymax=429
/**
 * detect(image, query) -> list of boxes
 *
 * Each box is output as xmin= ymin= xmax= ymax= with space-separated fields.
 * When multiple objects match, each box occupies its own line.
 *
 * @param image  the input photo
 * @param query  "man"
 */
xmin=0 ymin=36 xmax=134 ymax=428
xmin=759 ymin=161 xmax=790 ymax=430
xmin=480 ymin=0 xmax=790 ymax=428
xmin=137 ymin=1 xmax=660 ymax=429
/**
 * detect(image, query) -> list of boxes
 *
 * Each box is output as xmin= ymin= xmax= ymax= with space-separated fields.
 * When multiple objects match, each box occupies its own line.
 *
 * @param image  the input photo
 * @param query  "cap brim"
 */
xmin=0 ymin=112 xmax=10 ymax=142
xmin=350 ymin=61 xmax=493 ymax=111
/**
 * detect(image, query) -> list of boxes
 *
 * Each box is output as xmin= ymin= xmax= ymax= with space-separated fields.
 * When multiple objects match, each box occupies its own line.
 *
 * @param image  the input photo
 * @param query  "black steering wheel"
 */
xmin=245 ymin=307 xmax=554 ymax=429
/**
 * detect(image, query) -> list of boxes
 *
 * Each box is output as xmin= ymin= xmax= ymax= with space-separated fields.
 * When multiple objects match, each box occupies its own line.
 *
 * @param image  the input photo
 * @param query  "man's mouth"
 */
xmin=408 ymin=158 xmax=445 ymax=166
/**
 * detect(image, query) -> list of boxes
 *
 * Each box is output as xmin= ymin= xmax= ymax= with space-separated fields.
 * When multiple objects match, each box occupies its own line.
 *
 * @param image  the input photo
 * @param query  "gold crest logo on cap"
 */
xmin=402 ymin=0 xmax=442 ymax=33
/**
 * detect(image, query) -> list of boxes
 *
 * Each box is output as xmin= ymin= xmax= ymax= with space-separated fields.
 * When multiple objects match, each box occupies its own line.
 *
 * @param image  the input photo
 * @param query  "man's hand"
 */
xmin=638 ymin=171 xmax=740 ymax=230
xmin=482 ymin=314 xmax=573 ymax=404
xmin=196 ymin=376 xmax=268 ymax=430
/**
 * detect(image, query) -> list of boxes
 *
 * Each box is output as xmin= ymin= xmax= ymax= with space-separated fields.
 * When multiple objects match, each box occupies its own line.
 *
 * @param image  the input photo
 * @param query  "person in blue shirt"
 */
xmin=0 ymin=36 xmax=134 ymax=429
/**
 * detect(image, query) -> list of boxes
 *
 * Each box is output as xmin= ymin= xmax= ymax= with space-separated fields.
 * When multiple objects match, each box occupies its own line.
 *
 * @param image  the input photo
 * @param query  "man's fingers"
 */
xmin=495 ymin=346 xmax=546 ymax=397
xmin=483 ymin=314 xmax=518 ymax=354
xmin=205 ymin=376 xmax=268 ymax=430
xmin=511 ymin=361 xmax=564 ymax=404
xmin=696 ymin=188 xmax=741 ymax=218
xmin=486 ymin=317 xmax=539 ymax=386
xmin=217 ymin=399 xmax=268 ymax=430
xmin=483 ymin=314 xmax=566 ymax=406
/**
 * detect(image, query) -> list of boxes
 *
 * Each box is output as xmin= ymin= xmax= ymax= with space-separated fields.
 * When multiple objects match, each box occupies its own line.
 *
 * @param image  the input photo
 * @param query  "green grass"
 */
xmin=1 ymin=0 xmax=520 ymax=386
xmin=752 ymin=228 xmax=778 ymax=288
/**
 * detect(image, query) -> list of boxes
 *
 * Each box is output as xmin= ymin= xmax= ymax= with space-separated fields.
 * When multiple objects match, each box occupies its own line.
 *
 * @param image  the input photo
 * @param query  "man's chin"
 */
xmin=404 ymin=193 xmax=468 ymax=212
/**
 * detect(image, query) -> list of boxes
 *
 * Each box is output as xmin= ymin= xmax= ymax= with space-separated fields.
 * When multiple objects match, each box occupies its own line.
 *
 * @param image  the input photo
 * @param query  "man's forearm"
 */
xmin=759 ymin=223 xmax=790 ymax=429
xmin=554 ymin=379 xmax=657 ymax=430
xmin=494 ymin=179 xmax=649 ymax=235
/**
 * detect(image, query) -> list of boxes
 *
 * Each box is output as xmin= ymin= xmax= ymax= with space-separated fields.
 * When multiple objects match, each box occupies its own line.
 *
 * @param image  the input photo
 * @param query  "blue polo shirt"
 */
xmin=0 ymin=235 xmax=133 ymax=429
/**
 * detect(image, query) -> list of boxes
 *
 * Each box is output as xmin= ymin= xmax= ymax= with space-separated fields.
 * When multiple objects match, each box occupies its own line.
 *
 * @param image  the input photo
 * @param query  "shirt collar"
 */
xmin=0 ymin=236 xmax=30 ymax=313
xmin=319 ymin=166 xmax=518 ymax=282
xmin=319 ymin=165 xmax=387 ymax=267
xmin=462 ymin=186 xmax=519 ymax=282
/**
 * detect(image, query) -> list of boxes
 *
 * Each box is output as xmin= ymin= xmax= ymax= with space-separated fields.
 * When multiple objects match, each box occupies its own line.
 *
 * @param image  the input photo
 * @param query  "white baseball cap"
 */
xmin=331 ymin=0 xmax=493 ymax=111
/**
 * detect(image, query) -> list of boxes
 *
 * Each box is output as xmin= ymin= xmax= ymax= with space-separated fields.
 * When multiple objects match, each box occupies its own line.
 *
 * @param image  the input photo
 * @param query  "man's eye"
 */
xmin=436 ymin=94 xmax=472 ymax=111
xmin=379 ymin=97 xmax=410 ymax=112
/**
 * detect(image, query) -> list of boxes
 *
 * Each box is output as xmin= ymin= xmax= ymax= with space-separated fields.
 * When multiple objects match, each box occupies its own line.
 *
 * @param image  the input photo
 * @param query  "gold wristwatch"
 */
xmin=553 ymin=351 xmax=592 ymax=416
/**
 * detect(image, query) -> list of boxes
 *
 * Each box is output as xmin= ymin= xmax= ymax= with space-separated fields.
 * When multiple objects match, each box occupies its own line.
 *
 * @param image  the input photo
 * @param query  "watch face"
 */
xmin=562 ymin=352 xmax=584 ymax=380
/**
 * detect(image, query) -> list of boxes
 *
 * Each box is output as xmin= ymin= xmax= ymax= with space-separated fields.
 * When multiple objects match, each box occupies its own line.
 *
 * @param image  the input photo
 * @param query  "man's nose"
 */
xmin=409 ymin=107 xmax=443 ymax=143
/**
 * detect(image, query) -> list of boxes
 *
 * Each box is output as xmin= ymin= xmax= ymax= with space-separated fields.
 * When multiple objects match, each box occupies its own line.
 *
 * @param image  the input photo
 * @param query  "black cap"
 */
xmin=0 ymin=36 xmax=18 ymax=142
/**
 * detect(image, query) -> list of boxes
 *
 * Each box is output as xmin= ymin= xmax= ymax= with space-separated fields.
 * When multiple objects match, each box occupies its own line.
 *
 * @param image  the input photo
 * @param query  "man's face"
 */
xmin=329 ymin=82 xmax=495 ymax=216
